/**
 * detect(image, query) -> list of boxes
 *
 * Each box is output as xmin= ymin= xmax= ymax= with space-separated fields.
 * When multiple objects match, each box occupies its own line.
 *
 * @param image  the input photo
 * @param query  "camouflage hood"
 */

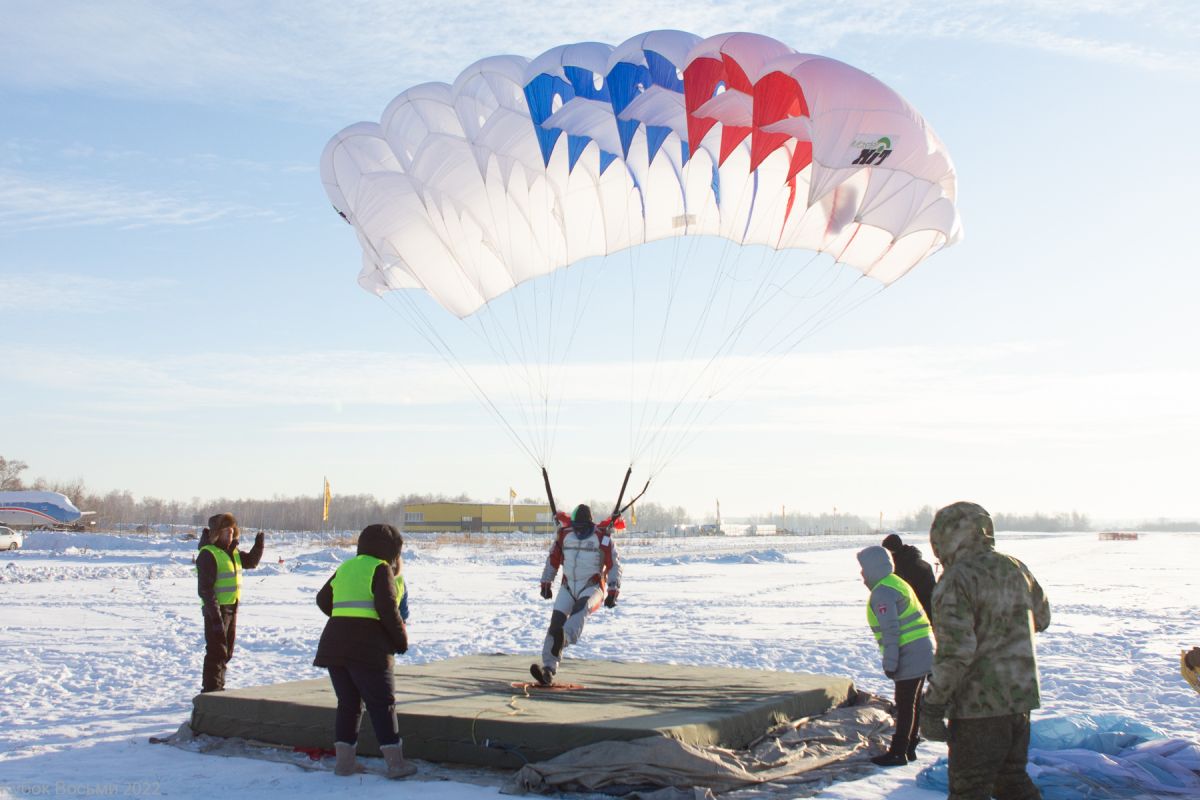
xmin=929 ymin=501 xmax=995 ymax=568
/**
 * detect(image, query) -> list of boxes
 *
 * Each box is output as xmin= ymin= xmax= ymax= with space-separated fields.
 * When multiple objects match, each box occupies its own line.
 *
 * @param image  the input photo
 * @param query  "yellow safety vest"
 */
xmin=200 ymin=545 xmax=242 ymax=606
xmin=331 ymin=555 xmax=388 ymax=619
xmin=866 ymin=574 xmax=931 ymax=650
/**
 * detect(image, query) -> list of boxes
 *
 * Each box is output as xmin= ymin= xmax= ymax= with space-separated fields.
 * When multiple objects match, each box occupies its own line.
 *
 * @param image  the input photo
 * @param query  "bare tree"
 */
xmin=0 ymin=456 xmax=28 ymax=490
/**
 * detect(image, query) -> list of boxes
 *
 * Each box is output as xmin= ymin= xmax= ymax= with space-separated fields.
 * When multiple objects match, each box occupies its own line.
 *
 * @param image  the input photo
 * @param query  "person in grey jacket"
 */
xmin=857 ymin=545 xmax=934 ymax=766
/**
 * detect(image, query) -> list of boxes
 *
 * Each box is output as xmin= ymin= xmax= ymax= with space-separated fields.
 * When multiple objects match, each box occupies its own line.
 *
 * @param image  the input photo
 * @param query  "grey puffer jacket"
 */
xmin=857 ymin=545 xmax=934 ymax=681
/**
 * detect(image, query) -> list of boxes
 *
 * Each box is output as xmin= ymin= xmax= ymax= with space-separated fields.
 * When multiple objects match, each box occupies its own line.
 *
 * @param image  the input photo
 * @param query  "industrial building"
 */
xmin=402 ymin=501 xmax=554 ymax=534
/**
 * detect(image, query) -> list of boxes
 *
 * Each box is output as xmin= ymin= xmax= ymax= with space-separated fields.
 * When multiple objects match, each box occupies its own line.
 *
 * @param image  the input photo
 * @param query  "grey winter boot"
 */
xmin=380 ymin=741 xmax=417 ymax=779
xmin=333 ymin=741 xmax=357 ymax=776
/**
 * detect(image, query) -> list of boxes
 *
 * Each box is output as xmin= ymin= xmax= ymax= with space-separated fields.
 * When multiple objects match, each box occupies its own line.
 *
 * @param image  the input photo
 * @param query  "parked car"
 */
xmin=0 ymin=525 xmax=22 ymax=551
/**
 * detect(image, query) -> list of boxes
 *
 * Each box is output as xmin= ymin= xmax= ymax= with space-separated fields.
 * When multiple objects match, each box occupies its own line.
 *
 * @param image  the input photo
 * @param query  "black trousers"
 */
xmin=328 ymin=665 xmax=400 ymax=747
xmin=201 ymin=605 xmax=237 ymax=693
xmin=948 ymin=712 xmax=1041 ymax=800
xmin=888 ymin=675 xmax=925 ymax=755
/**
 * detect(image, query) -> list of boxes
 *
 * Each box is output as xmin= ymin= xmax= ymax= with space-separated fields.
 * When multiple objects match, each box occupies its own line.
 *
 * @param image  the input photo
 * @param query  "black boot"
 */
xmin=906 ymin=736 xmax=920 ymax=762
xmin=871 ymin=752 xmax=909 ymax=767
xmin=530 ymin=663 xmax=554 ymax=686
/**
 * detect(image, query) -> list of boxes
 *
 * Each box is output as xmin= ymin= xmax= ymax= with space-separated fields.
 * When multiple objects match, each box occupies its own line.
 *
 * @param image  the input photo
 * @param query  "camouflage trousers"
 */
xmin=947 ymin=712 xmax=1041 ymax=800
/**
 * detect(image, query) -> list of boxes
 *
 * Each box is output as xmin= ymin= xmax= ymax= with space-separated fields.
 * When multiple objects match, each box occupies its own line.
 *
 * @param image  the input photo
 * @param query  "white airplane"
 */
xmin=0 ymin=491 xmax=94 ymax=529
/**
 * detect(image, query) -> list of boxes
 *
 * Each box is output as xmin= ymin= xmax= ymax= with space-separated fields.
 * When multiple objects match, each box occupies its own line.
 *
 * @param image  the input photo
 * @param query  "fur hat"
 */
xmin=881 ymin=533 xmax=904 ymax=552
xmin=203 ymin=512 xmax=239 ymax=543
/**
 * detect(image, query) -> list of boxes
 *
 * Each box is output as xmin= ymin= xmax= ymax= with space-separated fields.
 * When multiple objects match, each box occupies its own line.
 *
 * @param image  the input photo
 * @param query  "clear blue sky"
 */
xmin=1 ymin=2 xmax=1197 ymax=522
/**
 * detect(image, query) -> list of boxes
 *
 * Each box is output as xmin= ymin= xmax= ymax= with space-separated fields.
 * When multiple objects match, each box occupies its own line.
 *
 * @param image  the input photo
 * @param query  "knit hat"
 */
xmin=881 ymin=533 xmax=903 ymax=552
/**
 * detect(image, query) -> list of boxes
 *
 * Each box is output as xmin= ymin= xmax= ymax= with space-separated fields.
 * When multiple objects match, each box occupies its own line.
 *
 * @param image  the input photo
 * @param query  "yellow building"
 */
xmin=402 ymin=502 xmax=554 ymax=534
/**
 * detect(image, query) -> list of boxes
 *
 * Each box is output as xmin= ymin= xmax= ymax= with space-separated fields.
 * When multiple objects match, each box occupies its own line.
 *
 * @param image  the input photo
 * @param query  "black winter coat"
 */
xmin=196 ymin=534 xmax=265 ymax=618
xmin=313 ymin=524 xmax=408 ymax=671
xmin=891 ymin=543 xmax=936 ymax=618
xmin=313 ymin=563 xmax=408 ymax=670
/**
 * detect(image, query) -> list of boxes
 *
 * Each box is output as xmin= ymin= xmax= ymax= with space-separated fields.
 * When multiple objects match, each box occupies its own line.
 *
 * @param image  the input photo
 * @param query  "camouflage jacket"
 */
xmin=924 ymin=502 xmax=1051 ymax=718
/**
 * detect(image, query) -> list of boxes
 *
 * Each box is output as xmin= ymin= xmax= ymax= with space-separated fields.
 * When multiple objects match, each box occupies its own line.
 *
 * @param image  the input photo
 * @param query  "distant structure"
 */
xmin=1098 ymin=531 xmax=1139 ymax=541
xmin=402 ymin=502 xmax=554 ymax=534
xmin=0 ymin=491 xmax=90 ymax=530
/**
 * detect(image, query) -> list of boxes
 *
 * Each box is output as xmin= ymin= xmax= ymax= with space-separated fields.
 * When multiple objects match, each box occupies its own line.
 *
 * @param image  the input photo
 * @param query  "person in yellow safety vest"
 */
xmin=857 ymin=544 xmax=934 ymax=767
xmin=314 ymin=523 xmax=416 ymax=780
xmin=196 ymin=512 xmax=265 ymax=693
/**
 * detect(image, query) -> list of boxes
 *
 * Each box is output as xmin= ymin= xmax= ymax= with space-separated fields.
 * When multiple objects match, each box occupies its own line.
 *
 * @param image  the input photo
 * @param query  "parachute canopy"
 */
xmin=320 ymin=31 xmax=962 ymax=474
xmin=321 ymin=30 xmax=961 ymax=319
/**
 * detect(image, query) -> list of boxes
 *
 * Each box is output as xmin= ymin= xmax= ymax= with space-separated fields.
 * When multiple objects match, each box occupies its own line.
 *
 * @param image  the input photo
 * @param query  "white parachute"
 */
xmin=321 ymin=30 xmax=961 ymax=476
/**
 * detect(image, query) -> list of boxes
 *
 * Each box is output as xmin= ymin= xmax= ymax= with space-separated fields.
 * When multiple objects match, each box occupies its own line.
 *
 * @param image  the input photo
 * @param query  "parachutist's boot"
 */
xmin=530 ymin=663 xmax=554 ymax=686
xmin=906 ymin=736 xmax=920 ymax=762
xmin=333 ymin=741 xmax=357 ymax=776
xmin=380 ymin=741 xmax=418 ymax=779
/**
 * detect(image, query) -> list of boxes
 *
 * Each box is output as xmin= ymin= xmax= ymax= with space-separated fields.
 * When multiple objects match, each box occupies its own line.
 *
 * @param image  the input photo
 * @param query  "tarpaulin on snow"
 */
xmin=502 ymin=695 xmax=895 ymax=797
xmin=916 ymin=714 xmax=1200 ymax=798
xmin=190 ymin=654 xmax=854 ymax=767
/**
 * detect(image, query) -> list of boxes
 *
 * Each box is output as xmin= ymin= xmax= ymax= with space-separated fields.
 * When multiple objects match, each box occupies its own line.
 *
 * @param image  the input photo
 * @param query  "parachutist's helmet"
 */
xmin=572 ymin=504 xmax=593 ymax=526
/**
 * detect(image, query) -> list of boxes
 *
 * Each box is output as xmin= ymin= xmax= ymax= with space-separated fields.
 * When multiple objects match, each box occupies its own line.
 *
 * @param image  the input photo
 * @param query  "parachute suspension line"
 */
xmin=350 ymin=234 xmax=550 ymax=467
xmin=632 ymin=165 xmax=771 ymax=474
xmin=640 ymin=167 xmax=844 ymax=473
xmin=637 ymin=240 xmax=826 ymax=476
xmin=461 ymin=304 xmax=548 ymax=465
xmin=476 ymin=163 xmax=556 ymax=468
xmin=638 ymin=213 xmax=724 ymax=473
xmin=377 ymin=290 xmax=541 ymax=468
xmin=766 ymin=272 xmax=887 ymax=358
xmin=539 ymin=175 xmax=614 ymax=467
xmin=673 ymin=251 xmax=852 ymax=418
xmin=630 ymin=158 xmax=732 ymax=469
xmin=651 ymin=255 xmax=847 ymax=478
xmin=654 ymin=276 xmax=888 ymax=480
xmin=632 ymin=204 xmax=709 ymax=465
xmin=681 ymin=261 xmax=884 ymax=427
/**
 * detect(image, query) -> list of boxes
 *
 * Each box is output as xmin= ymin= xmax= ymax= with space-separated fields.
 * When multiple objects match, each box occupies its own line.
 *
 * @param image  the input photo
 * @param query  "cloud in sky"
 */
xmin=1 ymin=2 xmax=1194 ymax=119
xmin=0 ymin=169 xmax=283 ymax=231
xmin=0 ymin=272 xmax=175 ymax=312
xmin=5 ymin=342 xmax=1196 ymax=450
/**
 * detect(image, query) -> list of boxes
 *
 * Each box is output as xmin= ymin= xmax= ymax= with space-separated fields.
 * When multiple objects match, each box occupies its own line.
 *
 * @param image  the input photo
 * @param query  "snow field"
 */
xmin=0 ymin=529 xmax=1196 ymax=799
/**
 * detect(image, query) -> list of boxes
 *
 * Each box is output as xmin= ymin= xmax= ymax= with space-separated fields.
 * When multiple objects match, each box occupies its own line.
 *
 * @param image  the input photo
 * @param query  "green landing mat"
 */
xmin=190 ymin=653 xmax=855 ymax=768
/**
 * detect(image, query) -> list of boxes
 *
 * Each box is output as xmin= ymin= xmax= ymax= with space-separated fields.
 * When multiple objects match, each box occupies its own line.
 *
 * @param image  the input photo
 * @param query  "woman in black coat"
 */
xmin=314 ymin=523 xmax=415 ymax=779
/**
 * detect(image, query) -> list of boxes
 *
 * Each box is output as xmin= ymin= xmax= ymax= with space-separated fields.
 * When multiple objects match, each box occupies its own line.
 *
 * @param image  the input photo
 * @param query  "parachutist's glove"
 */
xmin=604 ymin=590 xmax=619 ymax=608
xmin=884 ymin=669 xmax=896 ymax=679
xmin=919 ymin=703 xmax=949 ymax=742
xmin=540 ymin=582 xmax=553 ymax=600
xmin=254 ymin=531 xmax=265 ymax=548
xmin=396 ymin=623 xmax=408 ymax=656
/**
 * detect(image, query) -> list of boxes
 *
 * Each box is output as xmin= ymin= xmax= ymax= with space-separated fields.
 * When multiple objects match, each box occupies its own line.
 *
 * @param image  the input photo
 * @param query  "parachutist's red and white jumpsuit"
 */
xmin=538 ymin=513 xmax=623 ymax=675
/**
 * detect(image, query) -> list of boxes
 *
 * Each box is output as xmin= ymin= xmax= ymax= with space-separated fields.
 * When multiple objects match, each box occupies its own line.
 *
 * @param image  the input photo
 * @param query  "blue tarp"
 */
xmin=916 ymin=714 xmax=1200 ymax=798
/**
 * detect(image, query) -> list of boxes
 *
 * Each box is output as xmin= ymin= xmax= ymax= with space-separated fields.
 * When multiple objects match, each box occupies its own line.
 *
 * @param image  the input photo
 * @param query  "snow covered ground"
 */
xmin=1 ymin=528 xmax=1197 ymax=798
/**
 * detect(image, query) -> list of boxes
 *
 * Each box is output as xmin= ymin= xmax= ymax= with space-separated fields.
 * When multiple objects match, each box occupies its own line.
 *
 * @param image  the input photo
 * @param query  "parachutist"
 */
xmin=532 ymin=503 xmax=623 ymax=686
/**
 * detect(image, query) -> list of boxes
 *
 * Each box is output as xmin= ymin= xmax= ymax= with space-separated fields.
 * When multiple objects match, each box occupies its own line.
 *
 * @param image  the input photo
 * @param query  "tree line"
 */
xmin=4 ymin=455 xmax=1186 ymax=534
xmin=896 ymin=505 xmax=1094 ymax=533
